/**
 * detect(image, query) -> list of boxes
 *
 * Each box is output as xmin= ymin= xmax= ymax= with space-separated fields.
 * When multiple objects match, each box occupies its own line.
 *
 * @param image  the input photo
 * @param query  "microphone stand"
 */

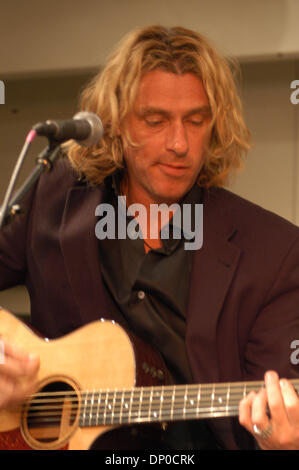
xmin=0 ymin=141 xmax=61 ymax=230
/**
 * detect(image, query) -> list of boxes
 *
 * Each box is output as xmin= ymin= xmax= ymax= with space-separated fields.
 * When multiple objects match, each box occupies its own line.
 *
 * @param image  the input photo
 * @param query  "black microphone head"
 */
xmin=73 ymin=111 xmax=104 ymax=147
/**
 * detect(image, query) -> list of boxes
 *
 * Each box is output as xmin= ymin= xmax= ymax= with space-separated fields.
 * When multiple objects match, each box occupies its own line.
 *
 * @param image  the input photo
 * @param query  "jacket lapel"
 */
xmin=59 ymin=182 xmax=241 ymax=382
xmin=186 ymin=188 xmax=241 ymax=383
xmin=59 ymin=184 xmax=113 ymax=325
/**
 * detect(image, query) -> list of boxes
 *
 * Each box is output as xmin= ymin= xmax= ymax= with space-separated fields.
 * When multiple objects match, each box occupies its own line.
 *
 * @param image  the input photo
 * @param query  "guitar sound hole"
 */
xmin=23 ymin=379 xmax=79 ymax=449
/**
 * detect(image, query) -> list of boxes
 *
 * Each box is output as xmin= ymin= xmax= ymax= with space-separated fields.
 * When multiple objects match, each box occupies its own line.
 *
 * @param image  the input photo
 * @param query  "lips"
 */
xmin=158 ymin=162 xmax=189 ymax=176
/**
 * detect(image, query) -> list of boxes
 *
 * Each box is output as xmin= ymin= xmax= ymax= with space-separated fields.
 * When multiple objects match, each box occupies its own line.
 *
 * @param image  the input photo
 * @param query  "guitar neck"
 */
xmin=78 ymin=379 xmax=299 ymax=427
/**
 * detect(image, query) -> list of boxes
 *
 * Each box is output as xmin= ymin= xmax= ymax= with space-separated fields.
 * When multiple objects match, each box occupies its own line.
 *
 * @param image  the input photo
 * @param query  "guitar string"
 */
xmin=20 ymin=379 xmax=299 ymax=406
xmin=22 ymin=396 xmax=248 ymax=413
xmin=18 ymin=379 xmax=290 ymax=421
xmin=14 ymin=379 xmax=299 ymax=411
xmin=21 ymin=386 xmax=260 ymax=405
xmin=26 ymin=377 xmax=299 ymax=400
xmin=13 ymin=394 xmax=257 ymax=421
xmin=24 ymin=404 xmax=243 ymax=423
xmin=9 ymin=380 xmax=298 ymax=422
xmin=14 ymin=386 xmax=262 ymax=410
xmin=22 ymin=388 xmax=261 ymax=404
xmin=23 ymin=380 xmax=295 ymax=400
xmin=13 ymin=394 xmax=287 ymax=421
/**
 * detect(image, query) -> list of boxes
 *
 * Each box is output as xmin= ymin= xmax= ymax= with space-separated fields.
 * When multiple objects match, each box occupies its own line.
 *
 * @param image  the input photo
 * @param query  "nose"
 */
xmin=165 ymin=120 xmax=189 ymax=157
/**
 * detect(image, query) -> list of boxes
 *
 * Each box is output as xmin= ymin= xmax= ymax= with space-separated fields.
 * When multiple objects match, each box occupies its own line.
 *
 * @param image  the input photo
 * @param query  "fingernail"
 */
xmin=265 ymin=371 xmax=278 ymax=383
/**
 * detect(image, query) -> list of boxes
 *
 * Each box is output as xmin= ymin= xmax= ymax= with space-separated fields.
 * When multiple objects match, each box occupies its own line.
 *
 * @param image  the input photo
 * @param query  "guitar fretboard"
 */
xmin=77 ymin=379 xmax=299 ymax=427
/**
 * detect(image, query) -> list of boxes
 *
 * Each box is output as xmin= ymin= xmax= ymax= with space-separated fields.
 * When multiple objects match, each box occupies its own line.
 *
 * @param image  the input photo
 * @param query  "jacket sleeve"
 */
xmin=244 ymin=234 xmax=299 ymax=380
xmin=0 ymin=184 xmax=37 ymax=290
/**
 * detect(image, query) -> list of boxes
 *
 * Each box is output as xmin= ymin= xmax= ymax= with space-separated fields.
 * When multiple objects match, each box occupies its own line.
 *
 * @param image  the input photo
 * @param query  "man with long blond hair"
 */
xmin=0 ymin=25 xmax=299 ymax=450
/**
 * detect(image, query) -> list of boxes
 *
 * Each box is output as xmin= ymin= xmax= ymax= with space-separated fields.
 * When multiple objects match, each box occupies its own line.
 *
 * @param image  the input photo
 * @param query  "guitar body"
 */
xmin=0 ymin=308 xmax=169 ymax=450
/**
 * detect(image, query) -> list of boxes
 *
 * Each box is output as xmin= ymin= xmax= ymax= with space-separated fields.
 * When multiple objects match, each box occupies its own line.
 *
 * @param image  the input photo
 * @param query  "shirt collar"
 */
xmin=106 ymin=172 xmax=203 ymax=252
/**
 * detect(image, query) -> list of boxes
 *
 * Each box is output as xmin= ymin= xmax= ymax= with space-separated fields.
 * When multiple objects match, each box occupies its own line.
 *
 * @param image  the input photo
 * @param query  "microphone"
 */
xmin=32 ymin=111 xmax=104 ymax=146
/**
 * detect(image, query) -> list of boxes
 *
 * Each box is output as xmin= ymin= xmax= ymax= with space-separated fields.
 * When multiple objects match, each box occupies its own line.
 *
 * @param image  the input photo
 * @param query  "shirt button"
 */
xmin=137 ymin=290 xmax=145 ymax=300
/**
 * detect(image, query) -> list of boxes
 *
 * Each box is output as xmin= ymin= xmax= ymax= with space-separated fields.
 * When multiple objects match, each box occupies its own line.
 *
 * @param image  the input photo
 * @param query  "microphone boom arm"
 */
xmin=0 ymin=142 xmax=61 ymax=229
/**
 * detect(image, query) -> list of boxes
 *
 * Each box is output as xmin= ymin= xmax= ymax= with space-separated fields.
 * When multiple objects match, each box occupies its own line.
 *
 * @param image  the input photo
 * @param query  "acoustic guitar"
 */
xmin=0 ymin=308 xmax=296 ymax=450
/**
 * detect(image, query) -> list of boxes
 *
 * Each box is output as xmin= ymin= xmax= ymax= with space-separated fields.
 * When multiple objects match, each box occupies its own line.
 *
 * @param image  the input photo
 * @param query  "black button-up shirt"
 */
xmin=98 ymin=176 xmax=202 ymax=383
xmin=97 ymin=175 xmax=219 ymax=449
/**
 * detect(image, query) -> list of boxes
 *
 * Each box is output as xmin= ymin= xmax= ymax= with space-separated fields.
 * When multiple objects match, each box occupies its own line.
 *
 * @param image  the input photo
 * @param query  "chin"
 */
xmin=153 ymin=187 xmax=190 ymax=204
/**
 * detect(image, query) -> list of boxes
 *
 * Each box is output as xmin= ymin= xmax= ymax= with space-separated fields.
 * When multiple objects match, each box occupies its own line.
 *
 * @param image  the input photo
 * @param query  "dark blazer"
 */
xmin=1 ymin=158 xmax=299 ymax=449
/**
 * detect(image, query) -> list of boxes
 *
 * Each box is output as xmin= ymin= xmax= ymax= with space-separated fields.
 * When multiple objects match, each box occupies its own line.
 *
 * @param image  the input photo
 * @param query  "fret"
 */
xmin=107 ymin=390 xmax=116 ymax=424
xmin=151 ymin=389 xmax=161 ymax=420
xmin=102 ymin=389 xmax=109 ymax=425
xmin=158 ymin=386 xmax=164 ymax=421
xmin=139 ymin=388 xmax=150 ymax=422
xmin=107 ymin=389 xmax=119 ymax=425
xmin=128 ymin=388 xmax=135 ymax=423
xmin=80 ymin=390 xmax=91 ymax=427
xmin=83 ymin=391 xmax=88 ymax=426
xmin=148 ymin=387 xmax=153 ymax=422
xmin=215 ymin=384 xmax=228 ymax=416
xmin=213 ymin=384 xmax=229 ymax=417
xmin=123 ymin=390 xmax=130 ymax=421
xmin=226 ymin=383 xmax=230 ymax=416
xmin=96 ymin=390 xmax=101 ymax=425
xmin=183 ymin=385 xmax=188 ymax=419
xmin=89 ymin=389 xmax=95 ymax=426
xmin=137 ymin=387 xmax=143 ymax=422
xmin=196 ymin=384 xmax=201 ymax=418
xmin=171 ymin=386 xmax=175 ymax=421
xmin=187 ymin=386 xmax=196 ymax=418
xmin=111 ymin=389 xmax=117 ymax=424
xmin=211 ymin=383 xmax=215 ymax=416
xmin=119 ymin=389 xmax=124 ymax=424
xmin=195 ymin=384 xmax=212 ymax=417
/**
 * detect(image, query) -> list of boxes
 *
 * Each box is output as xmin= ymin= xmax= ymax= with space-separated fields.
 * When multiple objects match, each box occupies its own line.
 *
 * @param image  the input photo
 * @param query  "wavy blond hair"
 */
xmin=65 ymin=25 xmax=251 ymax=187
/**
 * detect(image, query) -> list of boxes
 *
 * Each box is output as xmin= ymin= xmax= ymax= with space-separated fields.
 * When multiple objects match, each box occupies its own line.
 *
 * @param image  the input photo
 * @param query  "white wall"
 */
xmin=1 ymin=0 xmax=299 ymax=76
xmin=229 ymin=60 xmax=299 ymax=225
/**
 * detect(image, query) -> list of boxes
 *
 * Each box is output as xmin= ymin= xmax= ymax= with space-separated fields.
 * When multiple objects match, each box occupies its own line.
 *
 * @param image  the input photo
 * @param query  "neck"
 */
xmin=120 ymin=178 xmax=177 ymax=252
xmin=76 ymin=378 xmax=299 ymax=427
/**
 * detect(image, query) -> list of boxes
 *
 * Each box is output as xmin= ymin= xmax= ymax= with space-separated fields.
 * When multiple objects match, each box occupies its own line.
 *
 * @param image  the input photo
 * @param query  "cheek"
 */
xmin=124 ymin=139 xmax=158 ymax=168
xmin=191 ymin=133 xmax=210 ymax=163
xmin=123 ymin=147 xmax=150 ymax=181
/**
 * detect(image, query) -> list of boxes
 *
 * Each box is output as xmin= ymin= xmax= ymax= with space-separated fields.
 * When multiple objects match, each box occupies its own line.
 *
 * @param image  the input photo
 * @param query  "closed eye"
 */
xmin=187 ymin=119 xmax=204 ymax=126
xmin=146 ymin=119 xmax=165 ymax=126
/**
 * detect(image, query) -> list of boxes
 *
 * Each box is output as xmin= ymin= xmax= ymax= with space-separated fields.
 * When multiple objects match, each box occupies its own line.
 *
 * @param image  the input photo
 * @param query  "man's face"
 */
xmin=122 ymin=70 xmax=212 ymax=205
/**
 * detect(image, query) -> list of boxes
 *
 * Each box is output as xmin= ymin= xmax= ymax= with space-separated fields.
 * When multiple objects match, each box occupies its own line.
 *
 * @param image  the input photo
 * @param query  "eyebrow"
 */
xmin=138 ymin=106 xmax=211 ymax=118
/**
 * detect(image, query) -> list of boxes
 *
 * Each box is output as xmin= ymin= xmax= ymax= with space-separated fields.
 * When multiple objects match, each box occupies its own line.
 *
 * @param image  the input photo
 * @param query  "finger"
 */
xmin=0 ymin=373 xmax=38 ymax=408
xmin=279 ymin=378 xmax=299 ymax=424
xmin=265 ymin=371 xmax=288 ymax=427
xmin=0 ymin=338 xmax=39 ymax=377
xmin=0 ymin=352 xmax=39 ymax=380
xmin=0 ymin=374 xmax=16 ymax=407
xmin=11 ymin=375 xmax=39 ymax=403
xmin=239 ymin=390 xmax=256 ymax=432
xmin=251 ymin=387 xmax=271 ymax=432
xmin=0 ymin=338 xmax=34 ymax=362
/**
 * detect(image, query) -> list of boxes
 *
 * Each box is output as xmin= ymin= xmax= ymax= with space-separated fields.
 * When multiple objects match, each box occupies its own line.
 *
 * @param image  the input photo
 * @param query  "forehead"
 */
xmin=133 ymin=70 xmax=210 ymax=112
